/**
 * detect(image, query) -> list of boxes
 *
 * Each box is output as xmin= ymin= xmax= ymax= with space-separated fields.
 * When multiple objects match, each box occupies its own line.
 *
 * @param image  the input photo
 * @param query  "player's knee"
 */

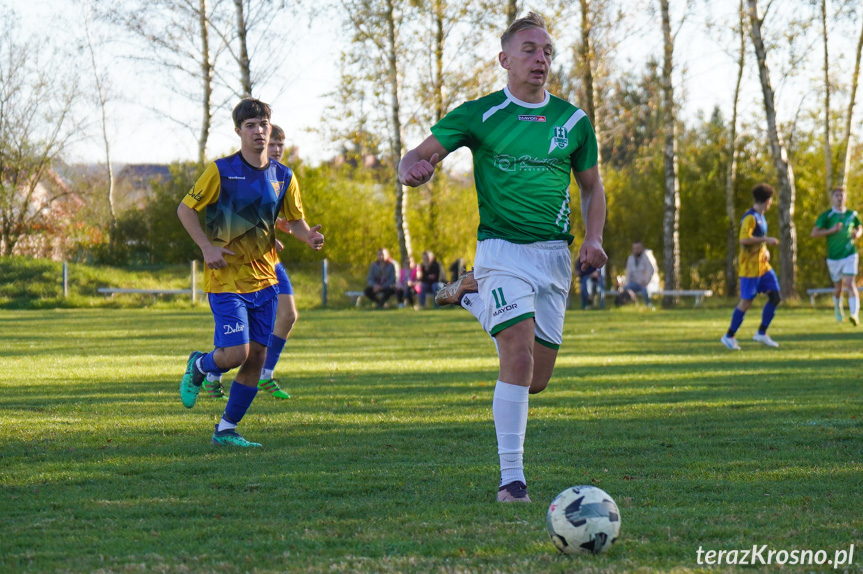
xmin=221 ymin=346 xmax=248 ymax=368
xmin=529 ymin=378 xmax=549 ymax=394
xmin=767 ymin=290 xmax=782 ymax=306
xmin=281 ymin=307 xmax=298 ymax=329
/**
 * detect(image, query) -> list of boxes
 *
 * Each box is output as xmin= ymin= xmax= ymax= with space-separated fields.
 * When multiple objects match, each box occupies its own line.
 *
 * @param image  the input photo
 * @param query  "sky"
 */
xmin=13 ymin=0 xmax=862 ymax=167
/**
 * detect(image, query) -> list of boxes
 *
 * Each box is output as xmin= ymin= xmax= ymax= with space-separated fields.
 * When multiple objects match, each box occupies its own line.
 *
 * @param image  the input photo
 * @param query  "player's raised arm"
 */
xmin=573 ymin=165 xmax=608 ymax=272
xmin=398 ymin=135 xmax=449 ymax=187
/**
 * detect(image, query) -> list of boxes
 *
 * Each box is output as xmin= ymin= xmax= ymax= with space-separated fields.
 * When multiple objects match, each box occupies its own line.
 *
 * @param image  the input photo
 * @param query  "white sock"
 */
xmin=217 ymin=418 xmax=237 ymax=432
xmin=260 ymin=368 xmax=274 ymax=380
xmin=834 ymin=296 xmax=844 ymax=314
xmin=460 ymin=291 xmax=487 ymax=325
xmin=206 ymin=372 xmax=221 ymax=383
xmin=850 ymin=296 xmax=859 ymax=316
xmin=493 ymin=380 xmax=529 ymax=487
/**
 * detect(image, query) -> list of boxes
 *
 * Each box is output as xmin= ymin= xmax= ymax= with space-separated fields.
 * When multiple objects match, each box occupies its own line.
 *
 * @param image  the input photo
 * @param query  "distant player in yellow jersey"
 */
xmin=177 ymin=98 xmax=324 ymax=447
xmin=721 ymin=184 xmax=781 ymax=350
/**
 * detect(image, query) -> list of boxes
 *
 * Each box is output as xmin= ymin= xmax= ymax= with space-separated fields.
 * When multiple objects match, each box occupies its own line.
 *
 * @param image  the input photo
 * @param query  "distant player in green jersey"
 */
xmin=398 ymin=12 xmax=607 ymax=503
xmin=811 ymin=187 xmax=862 ymax=325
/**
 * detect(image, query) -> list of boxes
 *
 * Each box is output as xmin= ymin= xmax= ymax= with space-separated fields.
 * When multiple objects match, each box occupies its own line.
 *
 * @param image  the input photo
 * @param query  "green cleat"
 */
xmin=258 ymin=378 xmax=291 ymax=399
xmin=179 ymin=351 xmax=206 ymax=408
xmin=203 ymin=378 xmax=228 ymax=400
xmin=211 ymin=425 xmax=262 ymax=447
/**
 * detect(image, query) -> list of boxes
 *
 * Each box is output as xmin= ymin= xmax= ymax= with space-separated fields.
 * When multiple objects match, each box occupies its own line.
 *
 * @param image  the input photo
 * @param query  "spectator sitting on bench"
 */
xmin=623 ymin=241 xmax=659 ymax=305
xmin=419 ymin=250 xmax=446 ymax=308
xmin=365 ymin=248 xmax=398 ymax=308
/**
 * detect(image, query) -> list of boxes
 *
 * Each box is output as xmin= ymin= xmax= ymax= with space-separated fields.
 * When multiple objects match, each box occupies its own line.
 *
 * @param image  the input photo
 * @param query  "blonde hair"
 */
xmin=500 ymin=11 xmax=549 ymax=50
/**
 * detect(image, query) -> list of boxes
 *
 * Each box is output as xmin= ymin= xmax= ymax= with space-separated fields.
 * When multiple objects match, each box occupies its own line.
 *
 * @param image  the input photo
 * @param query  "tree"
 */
xmin=82 ymin=3 xmax=117 ymax=255
xmin=748 ymin=0 xmax=798 ymax=295
xmin=659 ymin=0 xmax=681 ymax=302
xmin=209 ymin=0 xmax=291 ymax=98
xmin=104 ymin=0 xmax=220 ymax=166
xmin=820 ymin=0 xmax=833 ymax=193
xmin=838 ymin=11 xmax=863 ymax=187
xmin=724 ymin=0 xmax=747 ymax=297
xmin=340 ymin=0 xmax=414 ymax=265
xmin=0 ymin=23 xmax=81 ymax=257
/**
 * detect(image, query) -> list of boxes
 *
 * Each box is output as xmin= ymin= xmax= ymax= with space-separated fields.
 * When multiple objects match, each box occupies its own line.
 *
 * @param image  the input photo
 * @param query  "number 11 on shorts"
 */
xmin=492 ymin=287 xmax=507 ymax=309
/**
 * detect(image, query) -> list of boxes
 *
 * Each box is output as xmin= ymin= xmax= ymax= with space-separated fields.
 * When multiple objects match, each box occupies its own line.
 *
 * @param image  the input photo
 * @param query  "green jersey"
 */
xmin=431 ymin=87 xmax=598 ymax=244
xmin=814 ymin=208 xmax=861 ymax=260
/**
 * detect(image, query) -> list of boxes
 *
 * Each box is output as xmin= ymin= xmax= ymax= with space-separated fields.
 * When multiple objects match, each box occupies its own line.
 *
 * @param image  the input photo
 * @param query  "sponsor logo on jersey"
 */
xmin=223 ymin=322 xmax=245 ymax=335
xmin=552 ymin=126 xmax=569 ymax=149
xmin=187 ymin=188 xmax=204 ymax=201
xmin=227 ymin=176 xmax=246 ymax=180
xmin=493 ymin=303 xmax=518 ymax=317
xmin=518 ymin=115 xmax=546 ymax=122
xmin=493 ymin=154 xmax=561 ymax=173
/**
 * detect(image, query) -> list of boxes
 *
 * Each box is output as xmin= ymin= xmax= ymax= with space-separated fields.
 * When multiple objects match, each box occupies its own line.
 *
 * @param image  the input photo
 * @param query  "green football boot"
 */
xmin=179 ymin=351 xmax=206 ymax=408
xmin=258 ymin=378 xmax=291 ymax=399
xmin=203 ymin=377 xmax=228 ymax=400
xmin=211 ymin=425 xmax=262 ymax=448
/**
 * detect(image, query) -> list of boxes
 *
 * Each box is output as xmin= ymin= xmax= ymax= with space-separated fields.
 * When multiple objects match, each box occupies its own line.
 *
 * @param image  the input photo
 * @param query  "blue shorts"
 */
xmin=274 ymin=262 xmax=294 ymax=296
xmin=208 ymin=285 xmax=278 ymax=348
xmin=740 ymin=270 xmax=780 ymax=300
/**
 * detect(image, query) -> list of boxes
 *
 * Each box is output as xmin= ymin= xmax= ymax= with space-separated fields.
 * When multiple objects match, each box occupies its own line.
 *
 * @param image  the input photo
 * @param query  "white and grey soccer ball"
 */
xmin=546 ymin=485 xmax=621 ymax=554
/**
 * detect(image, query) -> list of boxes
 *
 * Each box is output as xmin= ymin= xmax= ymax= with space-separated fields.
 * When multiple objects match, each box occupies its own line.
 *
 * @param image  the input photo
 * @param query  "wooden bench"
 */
xmin=654 ymin=289 xmax=713 ymax=306
xmin=98 ymin=287 xmax=204 ymax=303
xmin=345 ymin=290 xmax=365 ymax=307
xmin=600 ymin=289 xmax=713 ymax=307
xmin=806 ymin=288 xmax=835 ymax=305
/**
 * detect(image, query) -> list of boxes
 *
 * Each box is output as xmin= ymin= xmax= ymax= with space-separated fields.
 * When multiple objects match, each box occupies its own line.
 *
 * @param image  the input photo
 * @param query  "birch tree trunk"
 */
xmin=83 ymin=7 xmax=116 ymax=252
xmin=506 ymin=0 xmax=519 ymax=24
xmin=425 ymin=0 xmax=445 ymax=246
xmin=821 ymin=0 xmax=833 ymax=193
xmin=660 ymin=0 xmax=680 ymax=302
xmin=233 ymin=0 xmax=252 ymax=97
xmin=725 ymin=0 xmax=745 ymax=298
xmin=747 ymin=0 xmax=798 ymax=296
xmin=384 ymin=0 xmax=412 ymax=265
xmin=579 ymin=0 xmax=602 ymax=171
xmin=838 ymin=15 xmax=863 ymax=187
xmin=198 ymin=0 xmax=213 ymax=165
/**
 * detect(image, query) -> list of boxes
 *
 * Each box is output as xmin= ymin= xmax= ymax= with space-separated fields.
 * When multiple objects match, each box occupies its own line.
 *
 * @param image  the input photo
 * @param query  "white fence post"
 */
xmin=191 ymin=260 xmax=197 ymax=303
xmin=322 ymin=258 xmax=328 ymax=308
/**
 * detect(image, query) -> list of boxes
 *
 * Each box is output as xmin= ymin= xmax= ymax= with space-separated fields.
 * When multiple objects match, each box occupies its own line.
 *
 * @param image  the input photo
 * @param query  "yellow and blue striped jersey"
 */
xmin=182 ymin=153 xmax=304 ymax=294
xmin=738 ymin=208 xmax=771 ymax=278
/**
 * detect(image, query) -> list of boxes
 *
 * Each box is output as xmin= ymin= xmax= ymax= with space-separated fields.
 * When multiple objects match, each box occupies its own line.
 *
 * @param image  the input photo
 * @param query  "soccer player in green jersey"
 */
xmin=811 ymin=187 xmax=862 ymax=324
xmin=399 ymin=12 xmax=607 ymax=502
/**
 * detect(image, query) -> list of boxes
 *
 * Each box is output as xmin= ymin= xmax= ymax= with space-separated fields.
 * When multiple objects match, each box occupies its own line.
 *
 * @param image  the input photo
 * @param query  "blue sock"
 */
xmin=200 ymin=351 xmax=228 ymax=375
xmin=263 ymin=334 xmax=287 ymax=372
xmin=727 ymin=307 xmax=746 ymax=337
xmin=759 ymin=302 xmax=777 ymax=334
xmin=222 ymin=381 xmax=258 ymax=425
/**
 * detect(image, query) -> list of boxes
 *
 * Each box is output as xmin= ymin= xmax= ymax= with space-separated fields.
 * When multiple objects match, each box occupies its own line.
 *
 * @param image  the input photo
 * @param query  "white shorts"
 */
xmin=827 ymin=254 xmax=859 ymax=283
xmin=474 ymin=238 xmax=571 ymax=349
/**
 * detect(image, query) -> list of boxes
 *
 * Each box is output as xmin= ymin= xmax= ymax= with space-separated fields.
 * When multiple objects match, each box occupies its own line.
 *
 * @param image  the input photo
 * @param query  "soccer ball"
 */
xmin=546 ymin=485 xmax=621 ymax=554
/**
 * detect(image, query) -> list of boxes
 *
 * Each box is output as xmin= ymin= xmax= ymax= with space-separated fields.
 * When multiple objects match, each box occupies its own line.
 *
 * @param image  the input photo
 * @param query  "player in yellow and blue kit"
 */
xmin=202 ymin=124 xmax=304 ymax=400
xmin=177 ymin=99 xmax=324 ymax=447
xmin=721 ymin=183 xmax=781 ymax=350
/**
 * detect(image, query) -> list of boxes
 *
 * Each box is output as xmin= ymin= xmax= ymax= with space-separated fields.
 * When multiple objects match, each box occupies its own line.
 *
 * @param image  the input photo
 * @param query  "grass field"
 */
xmin=2 ymin=306 xmax=862 ymax=573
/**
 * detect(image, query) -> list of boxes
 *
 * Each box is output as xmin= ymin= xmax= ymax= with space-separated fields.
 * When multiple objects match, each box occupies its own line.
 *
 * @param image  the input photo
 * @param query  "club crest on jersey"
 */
xmin=518 ymin=114 xmax=546 ymax=122
xmin=552 ymin=126 xmax=568 ymax=149
xmin=271 ymin=181 xmax=283 ymax=194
